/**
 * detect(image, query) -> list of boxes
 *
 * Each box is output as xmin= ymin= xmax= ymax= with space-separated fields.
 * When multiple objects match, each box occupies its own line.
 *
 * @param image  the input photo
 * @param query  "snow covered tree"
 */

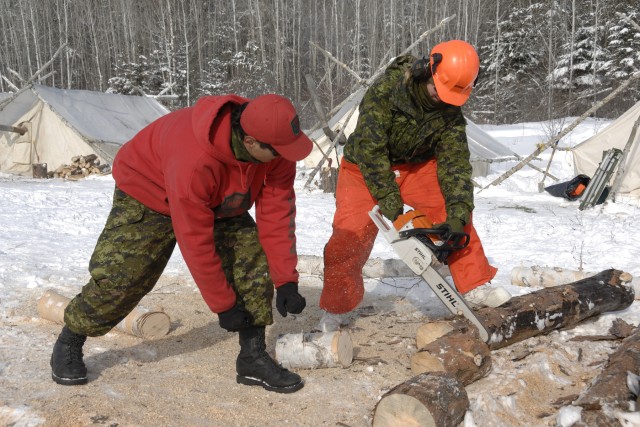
xmin=551 ymin=3 xmax=610 ymax=114
xmin=473 ymin=3 xmax=550 ymax=123
xmin=604 ymin=5 xmax=640 ymax=109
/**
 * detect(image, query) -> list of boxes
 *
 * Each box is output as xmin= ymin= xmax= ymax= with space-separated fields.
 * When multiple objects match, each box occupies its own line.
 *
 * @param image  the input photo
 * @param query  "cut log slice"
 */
xmin=373 ymin=372 xmax=468 ymax=427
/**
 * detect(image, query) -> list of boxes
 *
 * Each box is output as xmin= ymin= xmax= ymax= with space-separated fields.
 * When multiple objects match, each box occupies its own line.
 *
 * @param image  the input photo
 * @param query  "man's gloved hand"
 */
xmin=378 ymin=192 xmax=404 ymax=221
xmin=434 ymin=217 xmax=465 ymax=234
xmin=276 ymin=282 xmax=306 ymax=317
xmin=218 ymin=303 xmax=253 ymax=331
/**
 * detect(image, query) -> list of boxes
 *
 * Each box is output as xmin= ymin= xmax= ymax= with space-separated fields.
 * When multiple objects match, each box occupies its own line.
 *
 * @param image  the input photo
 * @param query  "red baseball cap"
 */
xmin=240 ymin=94 xmax=313 ymax=162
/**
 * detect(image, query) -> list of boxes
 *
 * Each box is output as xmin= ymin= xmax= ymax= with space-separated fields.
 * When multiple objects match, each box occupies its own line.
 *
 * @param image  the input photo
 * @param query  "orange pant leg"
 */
xmin=399 ymin=160 xmax=497 ymax=293
xmin=320 ymin=161 xmax=379 ymax=314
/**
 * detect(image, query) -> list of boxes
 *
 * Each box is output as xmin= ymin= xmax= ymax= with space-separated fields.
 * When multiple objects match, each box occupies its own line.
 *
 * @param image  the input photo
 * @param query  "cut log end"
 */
xmin=373 ymin=394 xmax=436 ymax=427
xmin=275 ymin=330 xmax=353 ymax=369
xmin=332 ymin=329 xmax=354 ymax=367
xmin=416 ymin=321 xmax=455 ymax=349
xmin=373 ymin=372 xmax=468 ymax=427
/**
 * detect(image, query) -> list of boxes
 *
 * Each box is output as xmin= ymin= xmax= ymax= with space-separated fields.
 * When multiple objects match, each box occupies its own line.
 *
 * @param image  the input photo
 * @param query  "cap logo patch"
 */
xmin=290 ymin=115 xmax=301 ymax=135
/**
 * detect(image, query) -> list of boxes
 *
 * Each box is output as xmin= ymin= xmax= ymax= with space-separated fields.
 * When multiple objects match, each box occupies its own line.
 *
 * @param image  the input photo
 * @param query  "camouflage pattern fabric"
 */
xmin=343 ymin=54 xmax=474 ymax=225
xmin=212 ymin=212 xmax=274 ymax=326
xmin=64 ymin=188 xmax=177 ymax=336
xmin=65 ymin=189 xmax=273 ymax=336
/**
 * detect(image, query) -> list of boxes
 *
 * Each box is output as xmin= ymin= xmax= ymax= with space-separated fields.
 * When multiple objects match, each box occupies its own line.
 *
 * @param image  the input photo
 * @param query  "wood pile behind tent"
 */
xmin=49 ymin=154 xmax=111 ymax=179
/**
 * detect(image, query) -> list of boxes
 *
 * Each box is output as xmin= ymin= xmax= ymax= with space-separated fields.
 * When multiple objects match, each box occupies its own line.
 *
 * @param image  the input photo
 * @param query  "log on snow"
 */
xmin=411 ymin=321 xmax=491 ymax=385
xmin=373 ymin=372 xmax=468 ymax=427
xmin=275 ymin=330 xmax=353 ymax=369
xmin=462 ymin=269 xmax=635 ymax=350
xmin=573 ymin=324 xmax=640 ymax=425
xmin=37 ymin=289 xmax=171 ymax=339
xmin=510 ymin=266 xmax=596 ymax=288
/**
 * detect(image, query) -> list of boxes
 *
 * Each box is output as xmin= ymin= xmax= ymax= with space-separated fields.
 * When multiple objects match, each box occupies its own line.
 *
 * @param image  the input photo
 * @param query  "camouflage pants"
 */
xmin=64 ymin=188 xmax=273 ymax=336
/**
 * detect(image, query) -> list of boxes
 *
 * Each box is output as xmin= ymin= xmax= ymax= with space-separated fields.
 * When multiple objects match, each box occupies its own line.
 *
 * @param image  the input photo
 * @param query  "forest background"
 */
xmin=1 ymin=0 xmax=639 ymax=127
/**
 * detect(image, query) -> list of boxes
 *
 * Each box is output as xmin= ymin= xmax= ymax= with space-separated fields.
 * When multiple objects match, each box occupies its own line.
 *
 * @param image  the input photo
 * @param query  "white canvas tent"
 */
xmin=573 ymin=100 xmax=640 ymax=197
xmin=304 ymin=90 xmax=518 ymax=178
xmin=0 ymin=84 xmax=169 ymax=176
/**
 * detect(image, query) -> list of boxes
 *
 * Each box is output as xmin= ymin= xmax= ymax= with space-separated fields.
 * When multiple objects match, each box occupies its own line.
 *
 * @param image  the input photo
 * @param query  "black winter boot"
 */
xmin=50 ymin=326 xmax=88 ymax=385
xmin=236 ymin=326 xmax=303 ymax=393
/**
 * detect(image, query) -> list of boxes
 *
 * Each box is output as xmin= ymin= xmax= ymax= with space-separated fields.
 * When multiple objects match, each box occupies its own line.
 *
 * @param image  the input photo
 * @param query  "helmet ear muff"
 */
xmin=411 ymin=57 xmax=432 ymax=83
xmin=430 ymin=52 xmax=443 ymax=75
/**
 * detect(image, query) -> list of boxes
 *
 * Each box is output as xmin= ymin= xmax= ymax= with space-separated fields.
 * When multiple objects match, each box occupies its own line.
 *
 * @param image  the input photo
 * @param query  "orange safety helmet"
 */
xmin=429 ymin=40 xmax=480 ymax=106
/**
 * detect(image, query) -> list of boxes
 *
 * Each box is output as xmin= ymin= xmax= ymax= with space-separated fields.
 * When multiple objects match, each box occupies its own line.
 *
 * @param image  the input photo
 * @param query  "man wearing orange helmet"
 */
xmin=317 ymin=40 xmax=510 ymax=332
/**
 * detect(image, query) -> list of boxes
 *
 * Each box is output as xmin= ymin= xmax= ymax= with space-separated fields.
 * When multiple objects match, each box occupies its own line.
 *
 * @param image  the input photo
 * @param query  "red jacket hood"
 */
xmin=112 ymin=95 xmax=300 ymax=314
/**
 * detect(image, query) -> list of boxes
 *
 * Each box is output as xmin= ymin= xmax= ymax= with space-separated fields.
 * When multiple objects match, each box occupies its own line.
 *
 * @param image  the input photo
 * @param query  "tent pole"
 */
xmin=608 ymin=117 xmax=640 ymax=202
xmin=480 ymin=71 xmax=640 ymax=192
xmin=537 ymin=140 xmax=560 ymax=192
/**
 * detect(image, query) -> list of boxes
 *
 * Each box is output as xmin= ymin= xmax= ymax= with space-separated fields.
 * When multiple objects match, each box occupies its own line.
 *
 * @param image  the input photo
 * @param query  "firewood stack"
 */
xmin=50 ymin=154 xmax=111 ymax=179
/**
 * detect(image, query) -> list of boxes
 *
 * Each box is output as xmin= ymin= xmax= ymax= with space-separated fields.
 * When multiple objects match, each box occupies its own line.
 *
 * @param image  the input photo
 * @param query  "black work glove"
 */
xmin=276 ymin=282 xmax=306 ymax=317
xmin=377 ymin=192 xmax=404 ymax=222
xmin=434 ymin=218 xmax=465 ymax=234
xmin=218 ymin=303 xmax=253 ymax=331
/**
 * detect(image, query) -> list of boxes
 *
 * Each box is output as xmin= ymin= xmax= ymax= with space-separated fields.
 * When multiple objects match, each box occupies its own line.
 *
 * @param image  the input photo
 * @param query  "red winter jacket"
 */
xmin=112 ymin=95 xmax=299 ymax=313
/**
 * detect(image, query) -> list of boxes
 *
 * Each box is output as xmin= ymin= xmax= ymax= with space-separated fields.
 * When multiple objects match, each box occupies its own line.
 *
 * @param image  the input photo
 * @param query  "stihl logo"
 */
xmin=413 ymin=247 xmax=427 ymax=261
xmin=436 ymin=283 xmax=458 ymax=307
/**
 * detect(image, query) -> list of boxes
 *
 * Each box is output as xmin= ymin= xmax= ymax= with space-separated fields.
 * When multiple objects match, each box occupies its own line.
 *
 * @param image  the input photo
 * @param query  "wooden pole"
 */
xmin=481 ymin=71 xmax=640 ymax=191
xmin=0 ymin=124 xmax=28 ymax=135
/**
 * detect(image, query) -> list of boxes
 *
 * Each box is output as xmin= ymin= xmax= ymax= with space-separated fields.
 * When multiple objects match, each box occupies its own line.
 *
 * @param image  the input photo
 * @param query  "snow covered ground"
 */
xmin=1 ymin=117 xmax=639 ymax=426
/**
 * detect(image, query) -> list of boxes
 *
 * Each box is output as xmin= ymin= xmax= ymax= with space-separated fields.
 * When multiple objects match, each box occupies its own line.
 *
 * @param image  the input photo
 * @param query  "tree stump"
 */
xmin=373 ymin=372 xmax=468 ymax=427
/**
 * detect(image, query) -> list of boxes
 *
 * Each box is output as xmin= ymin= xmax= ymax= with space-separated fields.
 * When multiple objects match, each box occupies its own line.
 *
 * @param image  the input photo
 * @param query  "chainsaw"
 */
xmin=368 ymin=206 xmax=490 ymax=342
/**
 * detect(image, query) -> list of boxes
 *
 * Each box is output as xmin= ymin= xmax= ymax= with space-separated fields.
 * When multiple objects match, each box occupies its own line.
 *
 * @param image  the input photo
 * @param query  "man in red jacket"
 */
xmin=50 ymin=94 xmax=313 ymax=393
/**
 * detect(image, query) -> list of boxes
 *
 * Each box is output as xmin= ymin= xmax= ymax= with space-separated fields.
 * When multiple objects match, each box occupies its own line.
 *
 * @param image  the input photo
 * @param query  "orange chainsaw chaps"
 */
xmin=320 ymin=160 xmax=378 ymax=314
xmin=320 ymin=159 xmax=497 ymax=314
xmin=320 ymin=224 xmax=377 ymax=313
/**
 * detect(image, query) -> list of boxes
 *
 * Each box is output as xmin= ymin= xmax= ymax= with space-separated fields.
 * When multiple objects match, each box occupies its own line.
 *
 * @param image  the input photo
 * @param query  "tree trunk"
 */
xmin=462 ymin=269 xmax=635 ymax=350
xmin=373 ymin=372 xmax=468 ymax=427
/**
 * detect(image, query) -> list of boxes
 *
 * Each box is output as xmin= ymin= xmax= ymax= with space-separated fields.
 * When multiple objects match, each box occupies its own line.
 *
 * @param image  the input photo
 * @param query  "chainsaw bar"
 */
xmin=368 ymin=206 xmax=490 ymax=343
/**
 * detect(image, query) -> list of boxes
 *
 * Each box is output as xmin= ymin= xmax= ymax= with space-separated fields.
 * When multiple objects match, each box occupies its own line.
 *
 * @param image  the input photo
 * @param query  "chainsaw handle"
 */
xmin=398 ymin=228 xmax=470 ymax=251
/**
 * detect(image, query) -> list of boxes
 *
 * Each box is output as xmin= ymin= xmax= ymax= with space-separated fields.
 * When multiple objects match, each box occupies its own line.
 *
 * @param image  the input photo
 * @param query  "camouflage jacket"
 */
xmin=343 ymin=55 xmax=474 ymax=224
